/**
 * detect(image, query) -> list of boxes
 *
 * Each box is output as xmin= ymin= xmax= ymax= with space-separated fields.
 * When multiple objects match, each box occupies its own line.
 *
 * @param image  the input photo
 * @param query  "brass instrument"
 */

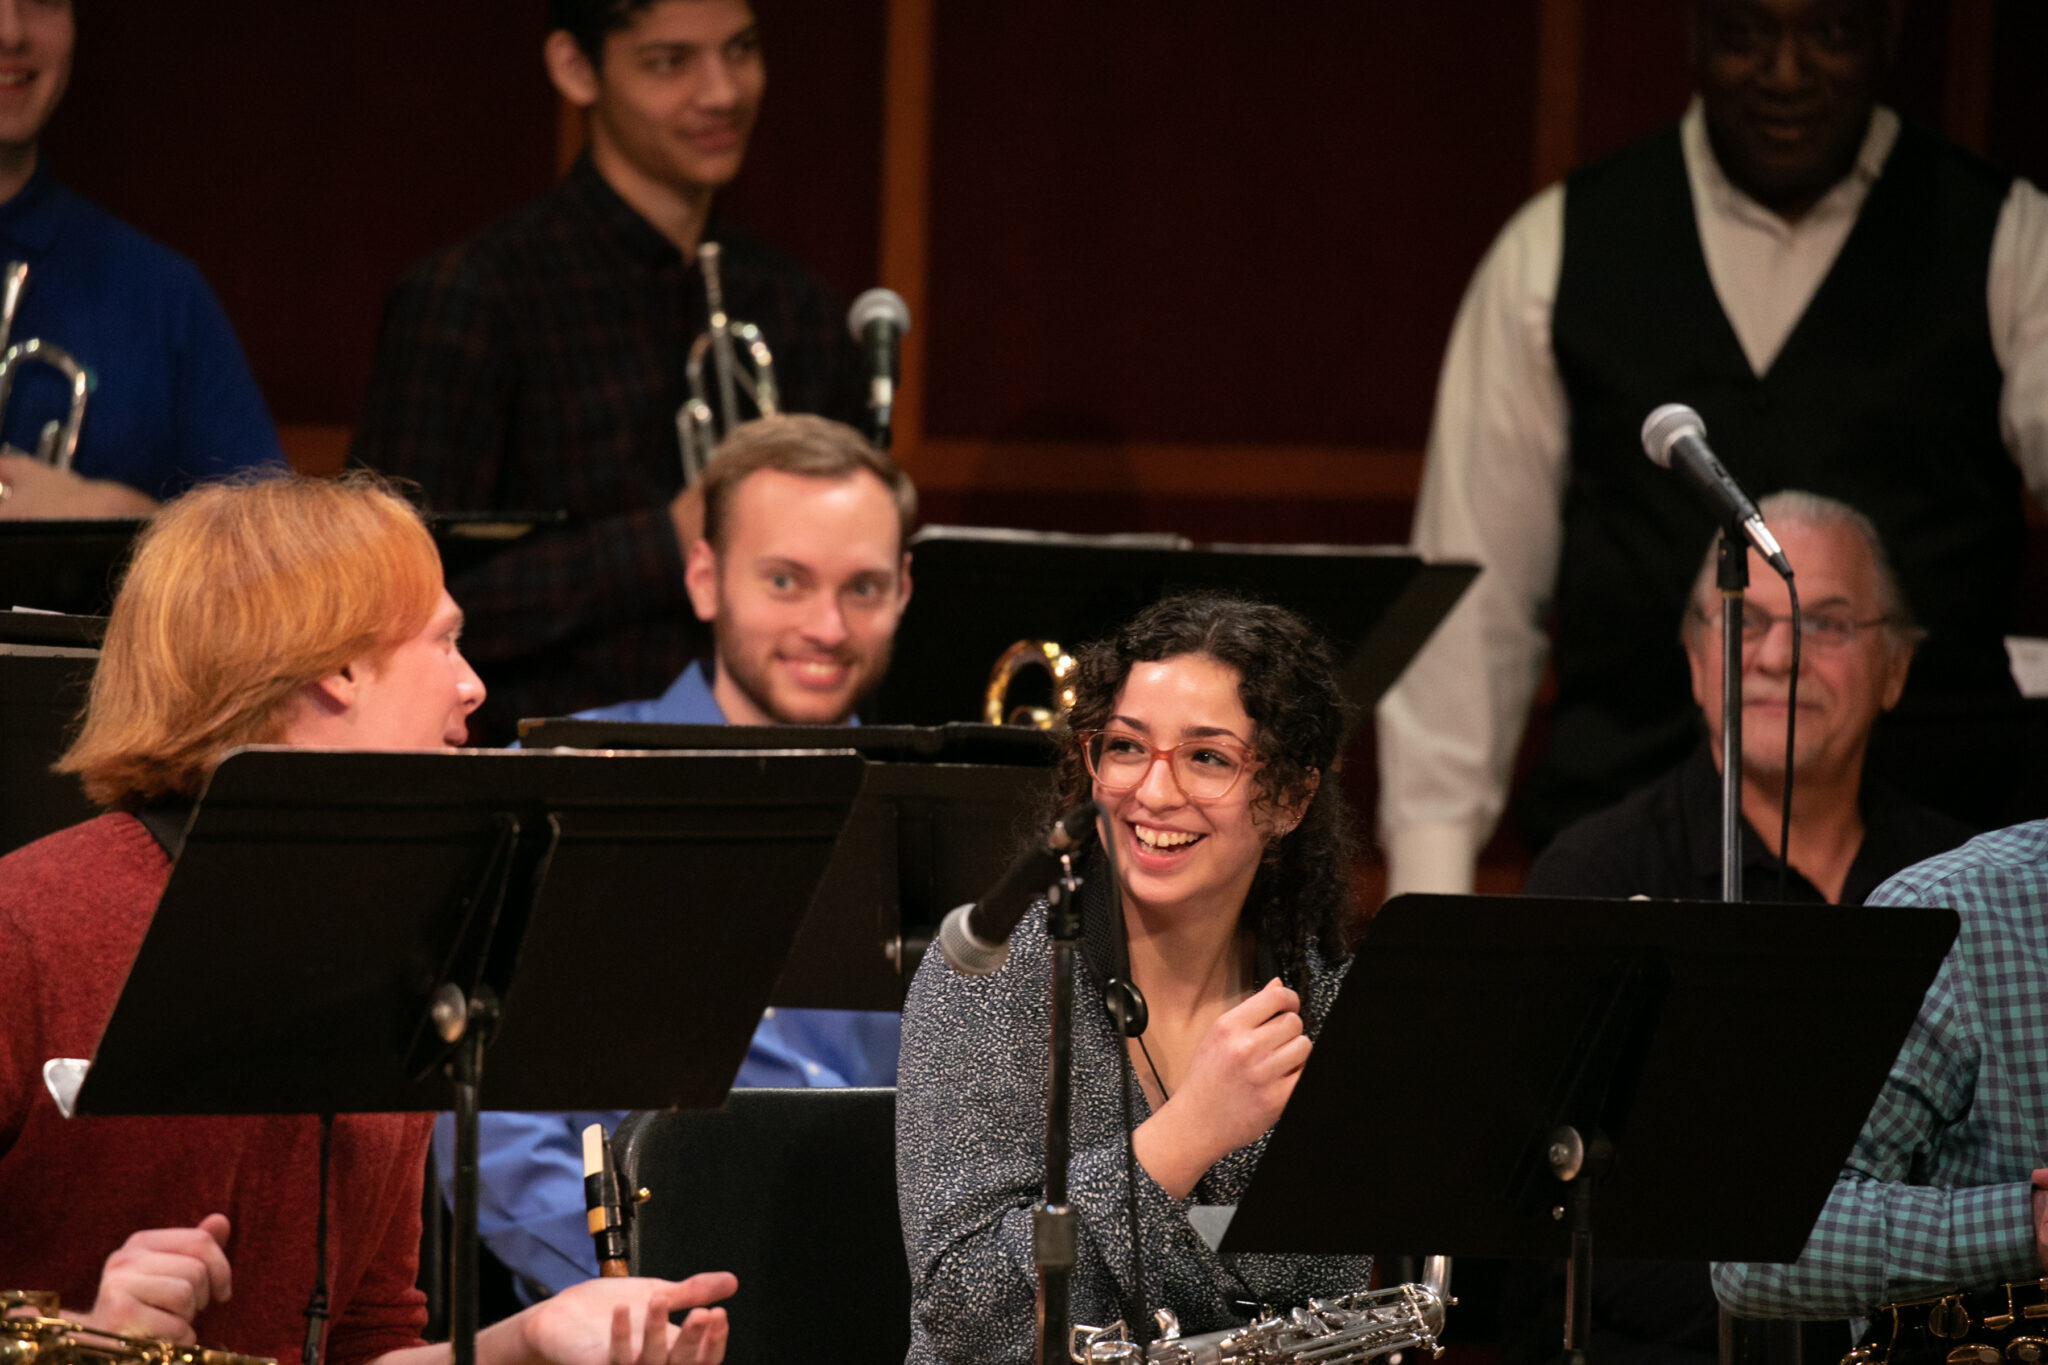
xmin=676 ymin=241 xmax=779 ymax=486
xmin=1841 ymin=1280 xmax=2048 ymax=1365
xmin=0 ymin=261 xmax=90 ymax=472
xmin=1 ymin=259 xmax=25 ymax=354
xmin=1071 ymin=1270 xmax=1453 ymax=1365
xmin=983 ymin=639 xmax=1076 ymax=729
xmin=0 ymin=1292 xmax=275 ymax=1365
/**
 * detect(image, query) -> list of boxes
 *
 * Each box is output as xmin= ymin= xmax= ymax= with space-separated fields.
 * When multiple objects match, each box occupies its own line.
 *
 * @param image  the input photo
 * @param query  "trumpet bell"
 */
xmin=0 ymin=337 xmax=89 ymax=473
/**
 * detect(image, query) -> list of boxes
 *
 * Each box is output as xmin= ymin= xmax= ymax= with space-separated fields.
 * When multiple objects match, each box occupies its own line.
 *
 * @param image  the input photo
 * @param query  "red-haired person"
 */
xmin=0 ymin=475 xmax=732 ymax=1365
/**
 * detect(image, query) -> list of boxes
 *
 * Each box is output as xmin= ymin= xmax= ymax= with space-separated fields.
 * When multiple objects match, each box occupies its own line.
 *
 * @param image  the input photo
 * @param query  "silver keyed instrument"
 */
xmin=1071 ymin=1261 xmax=1453 ymax=1365
xmin=0 ymin=260 xmax=90 ymax=471
xmin=676 ymin=240 xmax=779 ymax=486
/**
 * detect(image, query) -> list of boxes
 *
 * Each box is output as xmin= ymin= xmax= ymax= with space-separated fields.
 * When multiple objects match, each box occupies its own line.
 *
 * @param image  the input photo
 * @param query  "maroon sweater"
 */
xmin=0 ymin=814 xmax=432 ymax=1365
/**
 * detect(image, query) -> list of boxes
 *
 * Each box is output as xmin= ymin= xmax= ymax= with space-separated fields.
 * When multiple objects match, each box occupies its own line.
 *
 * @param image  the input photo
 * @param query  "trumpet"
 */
xmin=0 ymin=260 xmax=90 ymax=472
xmin=676 ymin=241 xmax=779 ymax=486
xmin=0 ymin=1291 xmax=275 ymax=1365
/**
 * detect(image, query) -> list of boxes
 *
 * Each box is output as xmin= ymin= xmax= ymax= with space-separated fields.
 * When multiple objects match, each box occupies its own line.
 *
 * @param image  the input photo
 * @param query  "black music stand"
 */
xmin=0 ymin=609 xmax=103 ymax=856
xmin=0 ymin=518 xmax=141 ymax=616
xmin=1220 ymin=893 xmax=1959 ymax=1364
xmin=71 ymin=746 xmax=866 ymax=1365
xmin=0 ymin=514 xmax=570 ymax=618
xmin=517 ymin=721 xmax=1058 ymax=1008
xmin=872 ymin=527 xmax=1477 ymax=723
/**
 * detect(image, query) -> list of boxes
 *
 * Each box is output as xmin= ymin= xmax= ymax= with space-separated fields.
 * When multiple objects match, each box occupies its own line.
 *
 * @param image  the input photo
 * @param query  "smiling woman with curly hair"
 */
xmin=897 ymin=591 xmax=1368 ymax=1365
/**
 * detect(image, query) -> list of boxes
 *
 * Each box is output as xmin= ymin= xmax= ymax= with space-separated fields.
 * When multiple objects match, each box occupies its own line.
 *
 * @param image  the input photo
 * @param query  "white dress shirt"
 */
xmin=1377 ymin=102 xmax=2048 ymax=897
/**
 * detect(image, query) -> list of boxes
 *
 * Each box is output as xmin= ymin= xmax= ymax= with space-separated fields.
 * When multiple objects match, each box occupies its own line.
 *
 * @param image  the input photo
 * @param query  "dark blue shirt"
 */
xmin=0 ymin=162 xmax=281 ymax=495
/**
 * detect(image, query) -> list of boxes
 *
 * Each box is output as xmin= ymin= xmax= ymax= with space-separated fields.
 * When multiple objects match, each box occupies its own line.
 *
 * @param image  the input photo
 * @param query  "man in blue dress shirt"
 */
xmin=0 ymin=0 xmax=281 ymax=518
xmin=438 ymin=412 xmax=916 ymax=1301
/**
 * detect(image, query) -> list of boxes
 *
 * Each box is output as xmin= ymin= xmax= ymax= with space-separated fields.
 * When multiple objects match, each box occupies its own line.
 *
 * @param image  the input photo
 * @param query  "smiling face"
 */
xmin=1690 ymin=0 xmax=1898 ymax=219
xmin=687 ymin=468 xmax=910 ymax=726
xmin=0 ymin=0 xmax=73 ymax=154
xmin=1686 ymin=517 xmax=1911 ymax=788
xmin=567 ymin=0 xmax=764 ymax=200
xmin=1095 ymin=653 xmax=1297 ymax=928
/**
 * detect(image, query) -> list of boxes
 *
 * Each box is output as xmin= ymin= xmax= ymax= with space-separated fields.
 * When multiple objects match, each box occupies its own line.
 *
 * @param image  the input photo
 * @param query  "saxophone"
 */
xmin=0 ymin=1292 xmax=276 ymax=1365
xmin=1069 ymin=1275 xmax=1452 ymax=1365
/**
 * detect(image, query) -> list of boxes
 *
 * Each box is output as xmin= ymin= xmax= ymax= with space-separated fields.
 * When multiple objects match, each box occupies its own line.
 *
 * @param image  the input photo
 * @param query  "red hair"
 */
xmin=59 ymin=473 xmax=442 ymax=809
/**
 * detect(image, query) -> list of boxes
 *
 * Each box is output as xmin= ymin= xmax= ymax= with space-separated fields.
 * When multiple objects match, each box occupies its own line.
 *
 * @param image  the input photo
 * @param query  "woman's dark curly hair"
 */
xmin=1047 ymin=592 xmax=1359 ymax=980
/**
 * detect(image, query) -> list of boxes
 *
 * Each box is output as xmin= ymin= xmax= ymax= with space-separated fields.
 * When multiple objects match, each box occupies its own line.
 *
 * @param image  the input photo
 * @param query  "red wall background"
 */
xmin=37 ymin=0 xmax=2048 ymax=889
xmin=44 ymin=1 xmax=2047 ymax=508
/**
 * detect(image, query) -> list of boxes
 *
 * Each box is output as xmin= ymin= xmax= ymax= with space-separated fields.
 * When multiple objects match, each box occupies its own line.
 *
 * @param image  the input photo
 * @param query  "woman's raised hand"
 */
xmin=1134 ymin=979 xmax=1311 ymax=1198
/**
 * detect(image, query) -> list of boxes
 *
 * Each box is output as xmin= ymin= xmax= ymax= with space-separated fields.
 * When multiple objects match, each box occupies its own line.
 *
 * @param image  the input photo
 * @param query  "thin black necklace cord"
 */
xmin=1136 ymin=1034 xmax=1170 ymax=1104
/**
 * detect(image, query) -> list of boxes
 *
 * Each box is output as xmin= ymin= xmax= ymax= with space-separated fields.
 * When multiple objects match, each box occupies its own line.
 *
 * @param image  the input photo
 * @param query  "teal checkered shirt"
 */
xmin=1712 ymin=821 xmax=2048 ymax=1317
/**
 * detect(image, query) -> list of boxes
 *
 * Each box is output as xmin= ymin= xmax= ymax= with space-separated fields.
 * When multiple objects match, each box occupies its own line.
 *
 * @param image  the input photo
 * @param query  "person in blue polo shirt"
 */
xmin=435 ymin=413 xmax=915 ymax=1302
xmin=0 ymin=0 xmax=281 ymax=519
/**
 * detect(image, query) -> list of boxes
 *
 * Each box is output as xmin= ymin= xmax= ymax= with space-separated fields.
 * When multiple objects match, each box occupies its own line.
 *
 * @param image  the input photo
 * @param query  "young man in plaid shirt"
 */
xmin=353 ymin=0 xmax=864 ymax=744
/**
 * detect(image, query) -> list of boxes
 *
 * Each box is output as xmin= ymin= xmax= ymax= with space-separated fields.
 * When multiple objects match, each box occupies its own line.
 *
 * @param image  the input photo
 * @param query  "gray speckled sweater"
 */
xmin=895 ymin=861 xmax=1368 ymax=1364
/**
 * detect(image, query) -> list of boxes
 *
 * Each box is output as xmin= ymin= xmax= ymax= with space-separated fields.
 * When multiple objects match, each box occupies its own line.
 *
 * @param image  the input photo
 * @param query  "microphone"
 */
xmin=1640 ymin=404 xmax=1793 ymax=578
xmin=937 ymin=801 xmax=1102 ymax=977
xmin=847 ymin=287 xmax=911 ymax=451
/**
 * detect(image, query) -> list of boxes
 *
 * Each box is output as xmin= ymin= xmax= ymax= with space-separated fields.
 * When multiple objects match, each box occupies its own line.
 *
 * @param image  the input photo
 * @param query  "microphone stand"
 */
xmin=1037 ymin=850 xmax=1086 ymax=1365
xmin=1717 ymin=522 xmax=1746 ymax=904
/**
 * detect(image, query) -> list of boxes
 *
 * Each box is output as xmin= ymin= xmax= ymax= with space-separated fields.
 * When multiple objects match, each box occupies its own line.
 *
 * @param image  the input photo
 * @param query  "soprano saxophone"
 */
xmin=1070 ymin=1260 xmax=1453 ymax=1365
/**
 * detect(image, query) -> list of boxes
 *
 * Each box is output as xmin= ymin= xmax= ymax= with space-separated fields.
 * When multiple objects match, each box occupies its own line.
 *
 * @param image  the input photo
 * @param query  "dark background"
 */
xmin=41 ymin=0 xmax=2048 ymax=896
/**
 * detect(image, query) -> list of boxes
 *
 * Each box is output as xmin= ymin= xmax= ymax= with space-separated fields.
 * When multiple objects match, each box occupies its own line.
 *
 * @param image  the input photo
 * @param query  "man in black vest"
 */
xmin=1378 ymin=0 xmax=2048 ymax=899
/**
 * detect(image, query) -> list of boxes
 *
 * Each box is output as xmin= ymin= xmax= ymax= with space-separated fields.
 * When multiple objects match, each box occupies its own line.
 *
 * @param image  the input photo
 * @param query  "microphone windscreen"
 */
xmin=848 ymin=287 xmax=911 ymax=341
xmin=936 ymin=901 xmax=1010 ymax=977
xmin=1640 ymin=403 xmax=1705 ymax=469
xmin=1052 ymin=799 xmax=1102 ymax=852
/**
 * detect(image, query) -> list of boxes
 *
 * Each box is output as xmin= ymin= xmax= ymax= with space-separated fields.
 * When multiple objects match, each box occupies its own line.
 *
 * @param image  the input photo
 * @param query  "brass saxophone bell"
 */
xmin=983 ymin=639 xmax=1075 ymax=729
xmin=0 ymin=1293 xmax=275 ymax=1365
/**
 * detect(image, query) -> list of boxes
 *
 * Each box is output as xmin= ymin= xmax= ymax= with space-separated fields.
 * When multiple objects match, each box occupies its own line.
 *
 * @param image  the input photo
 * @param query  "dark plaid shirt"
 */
xmin=352 ymin=155 xmax=864 ymax=743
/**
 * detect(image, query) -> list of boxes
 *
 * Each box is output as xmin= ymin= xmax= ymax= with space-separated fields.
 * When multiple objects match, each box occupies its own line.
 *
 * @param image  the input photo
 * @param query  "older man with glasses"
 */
xmin=1497 ymin=490 xmax=1981 ymax=1365
xmin=1521 ymin=489 xmax=1977 ymax=909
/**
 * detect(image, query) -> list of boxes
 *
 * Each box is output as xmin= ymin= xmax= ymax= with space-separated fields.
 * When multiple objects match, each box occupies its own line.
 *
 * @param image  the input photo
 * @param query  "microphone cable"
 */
xmin=1097 ymin=807 xmax=1153 ymax=1351
xmin=1779 ymin=579 xmax=1800 ymax=904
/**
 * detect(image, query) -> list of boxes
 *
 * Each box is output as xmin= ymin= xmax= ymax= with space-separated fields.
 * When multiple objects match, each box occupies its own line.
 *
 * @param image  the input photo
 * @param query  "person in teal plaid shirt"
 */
xmin=1712 ymin=821 xmax=2048 ymax=1317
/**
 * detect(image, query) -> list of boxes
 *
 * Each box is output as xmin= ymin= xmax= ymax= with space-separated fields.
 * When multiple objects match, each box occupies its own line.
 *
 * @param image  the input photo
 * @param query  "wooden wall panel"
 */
xmin=920 ymin=3 xmax=1540 ymax=453
xmin=1572 ymin=0 xmax=1690 ymax=166
xmin=45 ymin=2 xmax=559 ymax=429
xmin=1990 ymin=1 xmax=2048 ymax=188
xmin=25 ymin=1 xmax=2048 ymax=495
xmin=714 ymin=0 xmax=886 ymax=304
xmin=44 ymin=0 xmax=883 ymax=438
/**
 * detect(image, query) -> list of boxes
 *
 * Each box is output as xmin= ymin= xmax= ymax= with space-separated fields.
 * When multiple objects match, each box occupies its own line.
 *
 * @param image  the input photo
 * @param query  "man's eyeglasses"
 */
xmin=1693 ymin=603 xmax=1894 ymax=650
xmin=1078 ymin=728 xmax=1257 ymax=802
